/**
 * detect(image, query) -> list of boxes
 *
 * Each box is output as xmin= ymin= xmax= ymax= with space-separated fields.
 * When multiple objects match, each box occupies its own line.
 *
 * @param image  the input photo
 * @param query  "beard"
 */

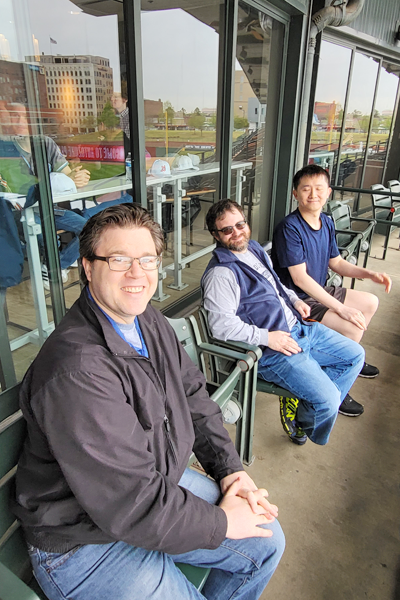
xmin=224 ymin=230 xmax=250 ymax=252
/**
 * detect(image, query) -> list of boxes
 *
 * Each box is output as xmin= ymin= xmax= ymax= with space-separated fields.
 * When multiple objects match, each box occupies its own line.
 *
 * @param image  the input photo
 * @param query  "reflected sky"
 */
xmin=315 ymin=40 xmax=399 ymax=114
xmin=0 ymin=0 xmax=219 ymax=111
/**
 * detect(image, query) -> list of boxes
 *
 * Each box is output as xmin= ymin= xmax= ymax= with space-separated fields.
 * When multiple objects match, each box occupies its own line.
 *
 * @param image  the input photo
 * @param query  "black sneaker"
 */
xmin=359 ymin=362 xmax=379 ymax=378
xmin=338 ymin=394 xmax=364 ymax=417
xmin=279 ymin=397 xmax=307 ymax=445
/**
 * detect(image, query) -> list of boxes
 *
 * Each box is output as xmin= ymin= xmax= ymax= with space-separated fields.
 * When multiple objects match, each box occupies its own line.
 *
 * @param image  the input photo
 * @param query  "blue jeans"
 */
xmin=258 ymin=321 xmax=365 ymax=445
xmin=82 ymin=192 xmax=133 ymax=218
xmin=36 ymin=210 xmax=87 ymax=270
xmin=28 ymin=469 xmax=285 ymax=600
xmin=36 ymin=194 xmax=133 ymax=270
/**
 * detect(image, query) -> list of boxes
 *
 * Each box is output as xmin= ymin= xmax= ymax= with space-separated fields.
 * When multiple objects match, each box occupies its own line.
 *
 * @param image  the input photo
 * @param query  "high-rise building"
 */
xmin=31 ymin=54 xmax=113 ymax=134
xmin=0 ymin=58 xmax=64 ymax=137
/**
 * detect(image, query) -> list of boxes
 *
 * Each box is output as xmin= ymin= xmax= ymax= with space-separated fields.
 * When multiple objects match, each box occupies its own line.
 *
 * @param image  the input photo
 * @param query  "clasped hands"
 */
xmin=68 ymin=165 xmax=91 ymax=188
xmin=219 ymin=471 xmax=278 ymax=539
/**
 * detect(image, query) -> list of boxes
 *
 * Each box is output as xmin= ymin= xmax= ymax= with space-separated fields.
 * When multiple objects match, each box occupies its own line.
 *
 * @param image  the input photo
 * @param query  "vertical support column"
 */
xmin=217 ymin=0 xmax=238 ymax=200
xmin=21 ymin=209 xmax=51 ymax=345
xmin=151 ymin=185 xmax=170 ymax=303
xmin=123 ymin=0 xmax=147 ymax=208
xmin=168 ymin=178 xmax=188 ymax=291
xmin=236 ymin=168 xmax=246 ymax=205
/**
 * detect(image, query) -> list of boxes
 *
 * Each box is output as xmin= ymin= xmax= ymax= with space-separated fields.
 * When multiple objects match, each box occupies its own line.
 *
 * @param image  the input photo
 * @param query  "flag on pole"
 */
xmin=50 ymin=37 xmax=57 ymax=44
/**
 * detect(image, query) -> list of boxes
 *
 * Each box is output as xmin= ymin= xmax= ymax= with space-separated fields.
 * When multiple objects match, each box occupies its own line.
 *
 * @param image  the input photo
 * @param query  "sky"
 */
xmin=2 ymin=0 xmax=121 ymax=86
xmin=315 ymin=40 xmax=399 ymax=115
xmin=0 ymin=0 xmax=220 ymax=112
xmin=1 ymin=2 xmax=398 ymax=115
xmin=141 ymin=9 xmax=219 ymax=112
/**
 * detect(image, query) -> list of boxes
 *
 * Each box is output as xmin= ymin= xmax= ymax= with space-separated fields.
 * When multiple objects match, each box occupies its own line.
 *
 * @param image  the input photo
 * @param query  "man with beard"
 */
xmin=202 ymin=199 xmax=364 ymax=446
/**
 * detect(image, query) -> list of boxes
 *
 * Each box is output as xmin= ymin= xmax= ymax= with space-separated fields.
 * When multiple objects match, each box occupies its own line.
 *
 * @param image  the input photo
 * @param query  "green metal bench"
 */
xmin=0 ymin=319 xmax=257 ymax=599
xmin=198 ymin=307 xmax=302 ymax=445
xmin=167 ymin=314 xmax=256 ymax=465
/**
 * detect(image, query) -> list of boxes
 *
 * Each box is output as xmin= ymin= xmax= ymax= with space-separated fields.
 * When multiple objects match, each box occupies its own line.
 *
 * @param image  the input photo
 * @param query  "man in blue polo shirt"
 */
xmin=202 ymin=199 xmax=365 ymax=446
xmin=272 ymin=164 xmax=391 ymax=417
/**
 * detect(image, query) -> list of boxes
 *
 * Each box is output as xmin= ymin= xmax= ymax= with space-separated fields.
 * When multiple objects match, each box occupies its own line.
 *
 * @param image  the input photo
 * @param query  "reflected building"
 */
xmin=0 ymin=58 xmax=64 ymax=137
xmin=1 ymin=0 xmax=400 ymax=394
xmin=27 ymin=54 xmax=113 ymax=134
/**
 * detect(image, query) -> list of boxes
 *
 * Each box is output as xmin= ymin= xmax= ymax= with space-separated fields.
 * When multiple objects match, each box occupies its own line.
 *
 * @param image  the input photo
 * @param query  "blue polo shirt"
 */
xmin=271 ymin=209 xmax=339 ymax=299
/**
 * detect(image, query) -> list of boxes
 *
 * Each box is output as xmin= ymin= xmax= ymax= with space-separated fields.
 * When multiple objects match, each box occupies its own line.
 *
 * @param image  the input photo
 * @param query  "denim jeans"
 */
xmin=82 ymin=192 xmax=133 ymax=219
xmin=28 ymin=468 xmax=285 ymax=600
xmin=36 ymin=194 xmax=133 ymax=270
xmin=258 ymin=321 xmax=365 ymax=445
xmin=35 ymin=210 xmax=87 ymax=270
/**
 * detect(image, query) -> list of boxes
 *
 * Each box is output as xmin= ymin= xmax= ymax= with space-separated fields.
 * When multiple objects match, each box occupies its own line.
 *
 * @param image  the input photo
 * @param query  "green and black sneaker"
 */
xmin=279 ymin=396 xmax=307 ymax=445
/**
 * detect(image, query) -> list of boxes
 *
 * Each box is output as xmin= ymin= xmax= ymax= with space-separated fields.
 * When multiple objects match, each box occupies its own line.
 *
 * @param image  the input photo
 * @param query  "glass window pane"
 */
xmin=338 ymin=52 xmax=379 ymax=192
xmin=141 ymin=2 xmax=222 ymax=308
xmin=363 ymin=64 xmax=400 ymax=188
xmin=231 ymin=3 xmax=285 ymax=241
xmin=0 ymin=0 xmax=128 ymax=387
xmin=310 ymin=40 xmax=352 ymax=178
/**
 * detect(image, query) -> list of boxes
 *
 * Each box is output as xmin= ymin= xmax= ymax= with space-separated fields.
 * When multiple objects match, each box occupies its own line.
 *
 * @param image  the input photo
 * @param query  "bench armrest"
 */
xmin=204 ymin=338 xmax=262 ymax=361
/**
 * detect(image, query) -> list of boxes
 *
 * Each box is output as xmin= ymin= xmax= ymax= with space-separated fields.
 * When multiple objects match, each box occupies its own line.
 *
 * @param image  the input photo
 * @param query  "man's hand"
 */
xmin=219 ymin=479 xmax=275 ymax=540
xmin=220 ymin=471 xmax=278 ymax=519
xmin=267 ymin=330 xmax=302 ymax=356
xmin=335 ymin=305 xmax=367 ymax=331
xmin=370 ymin=272 xmax=392 ymax=293
xmin=294 ymin=300 xmax=311 ymax=319
xmin=69 ymin=165 xmax=91 ymax=188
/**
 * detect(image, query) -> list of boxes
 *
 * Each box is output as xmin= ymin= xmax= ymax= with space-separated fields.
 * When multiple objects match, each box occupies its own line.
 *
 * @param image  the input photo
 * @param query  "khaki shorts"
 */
xmin=303 ymin=286 xmax=347 ymax=322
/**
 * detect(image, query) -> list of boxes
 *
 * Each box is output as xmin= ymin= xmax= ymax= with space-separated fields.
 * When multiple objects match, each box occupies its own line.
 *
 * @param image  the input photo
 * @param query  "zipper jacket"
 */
xmin=14 ymin=289 xmax=243 ymax=554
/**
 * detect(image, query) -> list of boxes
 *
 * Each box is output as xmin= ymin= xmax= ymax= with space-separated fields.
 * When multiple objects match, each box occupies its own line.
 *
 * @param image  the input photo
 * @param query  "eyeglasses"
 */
xmin=215 ymin=220 xmax=248 ymax=236
xmin=92 ymin=255 xmax=161 ymax=271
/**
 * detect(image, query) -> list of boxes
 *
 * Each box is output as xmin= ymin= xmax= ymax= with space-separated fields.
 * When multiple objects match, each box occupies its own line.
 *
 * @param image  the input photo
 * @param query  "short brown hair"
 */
xmin=79 ymin=203 xmax=163 ymax=285
xmin=205 ymin=199 xmax=245 ymax=233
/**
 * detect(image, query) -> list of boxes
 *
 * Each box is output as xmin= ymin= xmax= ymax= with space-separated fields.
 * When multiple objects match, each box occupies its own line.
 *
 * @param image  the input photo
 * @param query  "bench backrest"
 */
xmin=370 ymin=184 xmax=391 ymax=210
xmin=387 ymin=180 xmax=400 ymax=196
xmin=0 ymin=383 xmax=32 ymax=581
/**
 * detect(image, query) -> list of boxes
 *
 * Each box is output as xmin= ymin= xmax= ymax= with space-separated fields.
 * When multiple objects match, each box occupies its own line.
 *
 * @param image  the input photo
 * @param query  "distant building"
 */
xmin=202 ymin=107 xmax=217 ymax=116
xmin=144 ymin=98 xmax=163 ymax=124
xmin=313 ymin=101 xmax=339 ymax=129
xmin=233 ymin=70 xmax=256 ymax=118
xmin=27 ymin=54 xmax=113 ymax=134
xmin=248 ymin=97 xmax=266 ymax=131
xmin=0 ymin=58 xmax=64 ymax=137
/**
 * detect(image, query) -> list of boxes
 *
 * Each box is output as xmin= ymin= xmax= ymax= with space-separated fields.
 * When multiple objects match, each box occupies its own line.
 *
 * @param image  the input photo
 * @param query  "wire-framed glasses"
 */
xmin=92 ymin=255 xmax=161 ymax=271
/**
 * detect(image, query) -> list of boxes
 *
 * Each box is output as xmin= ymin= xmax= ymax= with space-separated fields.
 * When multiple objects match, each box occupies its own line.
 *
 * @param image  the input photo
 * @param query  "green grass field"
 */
xmin=58 ymin=128 xmax=244 ymax=146
xmin=311 ymin=131 xmax=389 ymax=146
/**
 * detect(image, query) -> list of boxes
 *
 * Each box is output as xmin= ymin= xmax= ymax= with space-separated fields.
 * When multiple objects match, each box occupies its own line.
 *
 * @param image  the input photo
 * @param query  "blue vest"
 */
xmin=202 ymin=240 xmax=304 ymax=357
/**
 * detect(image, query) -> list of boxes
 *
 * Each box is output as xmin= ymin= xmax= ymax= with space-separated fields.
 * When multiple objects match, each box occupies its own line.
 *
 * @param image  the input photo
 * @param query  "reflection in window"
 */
xmin=310 ymin=41 xmax=352 ymax=177
xmin=0 ymin=0 xmax=131 ymax=388
xmin=231 ymin=2 xmax=285 ymax=241
xmin=311 ymin=43 xmax=400 ymax=213
xmin=337 ymin=53 xmax=379 ymax=191
xmin=141 ymin=2 xmax=223 ymax=305
xmin=363 ymin=64 xmax=400 ymax=188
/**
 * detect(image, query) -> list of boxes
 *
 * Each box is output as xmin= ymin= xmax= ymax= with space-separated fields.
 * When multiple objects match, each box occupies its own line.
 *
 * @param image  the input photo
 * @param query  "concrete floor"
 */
xmin=244 ymin=233 xmax=400 ymax=600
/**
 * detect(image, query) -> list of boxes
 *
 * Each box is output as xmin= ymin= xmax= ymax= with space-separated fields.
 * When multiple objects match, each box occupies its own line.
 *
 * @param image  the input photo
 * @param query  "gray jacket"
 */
xmin=14 ymin=288 xmax=243 ymax=554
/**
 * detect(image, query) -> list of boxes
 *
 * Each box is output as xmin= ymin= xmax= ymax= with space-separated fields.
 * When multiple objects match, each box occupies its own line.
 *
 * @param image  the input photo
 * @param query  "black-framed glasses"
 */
xmin=215 ymin=220 xmax=248 ymax=236
xmin=92 ymin=255 xmax=161 ymax=271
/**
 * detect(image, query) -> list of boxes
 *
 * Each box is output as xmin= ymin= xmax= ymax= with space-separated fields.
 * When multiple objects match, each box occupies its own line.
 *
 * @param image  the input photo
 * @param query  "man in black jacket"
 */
xmin=14 ymin=204 xmax=284 ymax=600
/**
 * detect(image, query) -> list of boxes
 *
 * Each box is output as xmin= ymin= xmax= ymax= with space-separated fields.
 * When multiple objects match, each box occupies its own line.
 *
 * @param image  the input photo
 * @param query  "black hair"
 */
xmin=293 ymin=164 xmax=330 ymax=190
